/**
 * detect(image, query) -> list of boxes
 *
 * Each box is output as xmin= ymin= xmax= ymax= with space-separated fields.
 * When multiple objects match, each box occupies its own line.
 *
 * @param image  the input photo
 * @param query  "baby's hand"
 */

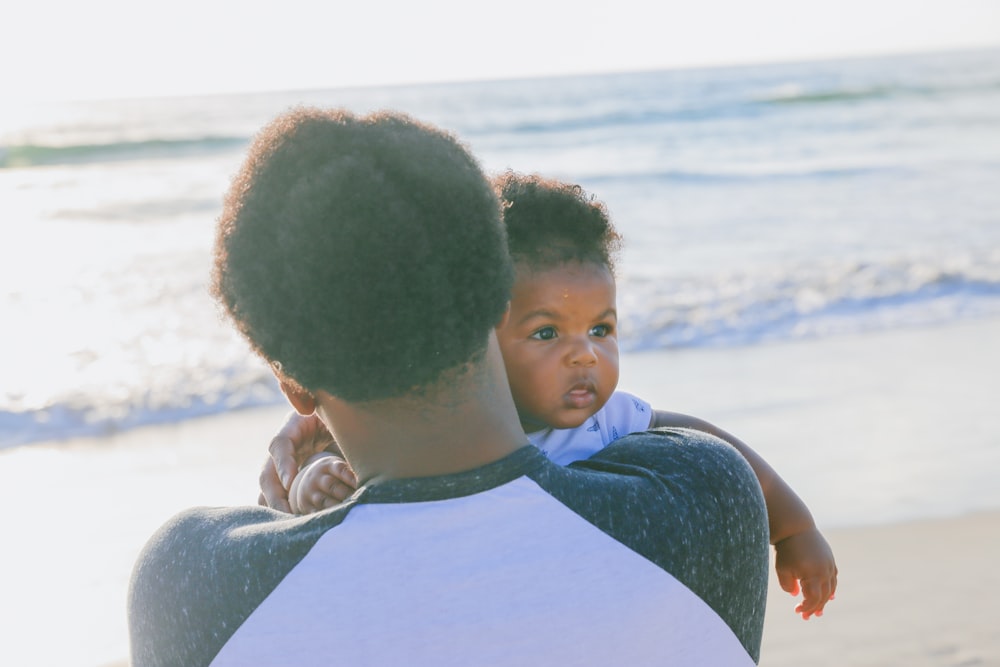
xmin=288 ymin=454 xmax=358 ymax=515
xmin=259 ymin=412 xmax=337 ymax=512
xmin=774 ymin=527 xmax=838 ymax=620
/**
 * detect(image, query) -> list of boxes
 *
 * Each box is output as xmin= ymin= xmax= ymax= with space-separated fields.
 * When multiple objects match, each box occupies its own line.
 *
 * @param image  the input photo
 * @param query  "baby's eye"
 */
xmin=590 ymin=324 xmax=613 ymax=337
xmin=530 ymin=327 xmax=558 ymax=341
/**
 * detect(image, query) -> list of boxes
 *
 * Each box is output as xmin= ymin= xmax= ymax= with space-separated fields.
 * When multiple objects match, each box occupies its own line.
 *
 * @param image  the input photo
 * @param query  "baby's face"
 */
xmin=496 ymin=261 xmax=619 ymax=433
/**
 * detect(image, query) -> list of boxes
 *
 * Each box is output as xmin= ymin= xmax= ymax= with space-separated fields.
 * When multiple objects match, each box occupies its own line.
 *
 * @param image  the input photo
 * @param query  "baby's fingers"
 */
xmin=776 ymin=569 xmax=800 ymax=596
xmin=795 ymin=577 xmax=835 ymax=620
xmin=319 ymin=459 xmax=357 ymax=502
xmin=296 ymin=473 xmax=341 ymax=512
xmin=327 ymin=459 xmax=358 ymax=490
xmin=305 ymin=487 xmax=340 ymax=512
xmin=325 ymin=477 xmax=355 ymax=502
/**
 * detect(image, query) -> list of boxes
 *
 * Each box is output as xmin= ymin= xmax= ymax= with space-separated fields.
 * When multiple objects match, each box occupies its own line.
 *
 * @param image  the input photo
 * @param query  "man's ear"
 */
xmin=495 ymin=301 xmax=511 ymax=331
xmin=278 ymin=378 xmax=316 ymax=416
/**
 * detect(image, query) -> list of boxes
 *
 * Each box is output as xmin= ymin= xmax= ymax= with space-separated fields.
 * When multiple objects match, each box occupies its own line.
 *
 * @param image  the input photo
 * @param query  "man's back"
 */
xmin=129 ymin=429 xmax=768 ymax=666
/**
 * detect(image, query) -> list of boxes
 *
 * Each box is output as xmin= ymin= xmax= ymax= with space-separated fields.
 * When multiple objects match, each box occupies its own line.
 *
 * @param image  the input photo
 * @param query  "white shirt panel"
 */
xmin=210 ymin=475 xmax=752 ymax=667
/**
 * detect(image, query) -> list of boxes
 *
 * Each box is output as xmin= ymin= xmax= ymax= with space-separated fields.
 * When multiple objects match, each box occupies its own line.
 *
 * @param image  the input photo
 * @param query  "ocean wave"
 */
xmin=492 ymin=104 xmax=754 ymax=136
xmin=473 ymin=75 xmax=1000 ymax=137
xmin=754 ymin=78 xmax=1000 ymax=107
xmin=584 ymin=165 xmax=897 ymax=186
xmin=52 ymin=196 xmax=223 ymax=223
xmin=756 ymin=84 xmax=901 ymax=106
xmin=5 ymin=76 xmax=995 ymax=170
xmin=619 ymin=256 xmax=1000 ymax=351
xmin=6 ymin=256 xmax=997 ymax=449
xmin=0 ymin=135 xmax=249 ymax=169
xmin=0 ymin=376 xmax=284 ymax=449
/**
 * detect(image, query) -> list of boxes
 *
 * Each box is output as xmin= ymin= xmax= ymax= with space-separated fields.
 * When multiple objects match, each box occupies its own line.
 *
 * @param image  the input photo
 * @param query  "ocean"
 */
xmin=3 ymin=48 xmax=998 ymax=448
xmin=1 ymin=48 xmax=999 ymax=667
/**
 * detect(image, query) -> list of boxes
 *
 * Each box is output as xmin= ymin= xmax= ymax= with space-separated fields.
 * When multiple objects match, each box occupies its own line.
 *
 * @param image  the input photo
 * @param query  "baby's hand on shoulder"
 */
xmin=288 ymin=454 xmax=358 ymax=515
xmin=774 ymin=527 xmax=838 ymax=620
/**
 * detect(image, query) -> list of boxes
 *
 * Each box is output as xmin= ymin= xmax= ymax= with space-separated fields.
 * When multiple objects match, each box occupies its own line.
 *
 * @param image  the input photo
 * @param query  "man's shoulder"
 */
xmin=597 ymin=426 xmax=754 ymax=479
xmin=135 ymin=505 xmax=302 ymax=568
xmin=534 ymin=427 xmax=769 ymax=661
xmin=128 ymin=504 xmax=350 ymax=667
xmin=131 ymin=502 xmax=348 ymax=602
xmin=585 ymin=427 xmax=767 ymax=536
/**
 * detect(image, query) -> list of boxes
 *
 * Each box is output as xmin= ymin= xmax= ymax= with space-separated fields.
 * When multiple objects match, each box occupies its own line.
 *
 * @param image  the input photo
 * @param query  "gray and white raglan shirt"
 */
xmin=128 ymin=428 xmax=770 ymax=666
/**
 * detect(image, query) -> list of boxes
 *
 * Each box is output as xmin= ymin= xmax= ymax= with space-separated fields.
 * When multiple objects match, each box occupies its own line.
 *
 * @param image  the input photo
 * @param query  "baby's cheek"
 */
xmin=507 ymin=364 xmax=542 ymax=402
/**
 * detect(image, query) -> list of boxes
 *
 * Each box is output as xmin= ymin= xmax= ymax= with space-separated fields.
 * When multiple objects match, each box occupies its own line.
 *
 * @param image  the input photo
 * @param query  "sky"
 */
xmin=4 ymin=0 xmax=1000 ymax=101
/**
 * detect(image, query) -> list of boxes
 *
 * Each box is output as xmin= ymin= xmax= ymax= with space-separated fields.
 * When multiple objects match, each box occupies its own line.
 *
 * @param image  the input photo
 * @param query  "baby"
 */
xmin=267 ymin=171 xmax=837 ymax=619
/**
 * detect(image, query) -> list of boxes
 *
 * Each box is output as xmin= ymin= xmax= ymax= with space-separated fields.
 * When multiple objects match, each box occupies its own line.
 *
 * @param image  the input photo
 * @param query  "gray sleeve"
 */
xmin=529 ymin=427 xmax=770 ymax=662
xmin=127 ymin=505 xmax=350 ymax=667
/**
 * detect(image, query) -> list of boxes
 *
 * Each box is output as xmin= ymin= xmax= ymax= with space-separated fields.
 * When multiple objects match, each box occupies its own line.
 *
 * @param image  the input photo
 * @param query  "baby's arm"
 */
xmin=650 ymin=410 xmax=838 ymax=619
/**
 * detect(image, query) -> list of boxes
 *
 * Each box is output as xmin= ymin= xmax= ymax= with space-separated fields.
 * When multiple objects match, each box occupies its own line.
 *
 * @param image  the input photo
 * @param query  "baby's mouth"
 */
xmin=565 ymin=381 xmax=597 ymax=409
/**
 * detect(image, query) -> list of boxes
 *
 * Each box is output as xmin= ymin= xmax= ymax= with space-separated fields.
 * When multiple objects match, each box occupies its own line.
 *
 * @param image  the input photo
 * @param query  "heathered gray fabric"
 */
xmin=536 ymin=427 xmax=770 ymax=661
xmin=128 ymin=429 xmax=768 ymax=666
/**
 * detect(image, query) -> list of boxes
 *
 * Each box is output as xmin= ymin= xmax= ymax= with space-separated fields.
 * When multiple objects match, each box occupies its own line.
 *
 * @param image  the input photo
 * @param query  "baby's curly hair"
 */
xmin=212 ymin=108 xmax=513 ymax=402
xmin=493 ymin=171 xmax=622 ymax=273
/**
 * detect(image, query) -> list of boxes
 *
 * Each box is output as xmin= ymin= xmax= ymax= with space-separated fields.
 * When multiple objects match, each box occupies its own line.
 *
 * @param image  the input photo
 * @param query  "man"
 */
xmin=128 ymin=108 xmax=769 ymax=666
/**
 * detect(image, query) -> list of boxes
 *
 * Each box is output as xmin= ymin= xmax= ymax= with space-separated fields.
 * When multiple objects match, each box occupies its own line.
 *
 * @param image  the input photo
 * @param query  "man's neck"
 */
xmin=315 ymin=335 xmax=527 ymax=485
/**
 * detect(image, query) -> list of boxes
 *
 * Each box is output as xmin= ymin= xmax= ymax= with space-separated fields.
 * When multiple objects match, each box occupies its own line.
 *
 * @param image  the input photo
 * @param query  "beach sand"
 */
xmin=1 ymin=318 xmax=998 ymax=666
xmin=761 ymin=511 xmax=1000 ymax=667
